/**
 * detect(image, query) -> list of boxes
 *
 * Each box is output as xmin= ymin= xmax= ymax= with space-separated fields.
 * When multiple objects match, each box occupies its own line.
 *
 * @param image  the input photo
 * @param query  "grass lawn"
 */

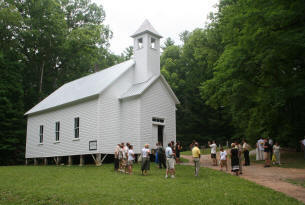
xmin=250 ymin=151 xmax=305 ymax=169
xmin=285 ymin=178 xmax=305 ymax=188
xmin=0 ymin=164 xmax=302 ymax=205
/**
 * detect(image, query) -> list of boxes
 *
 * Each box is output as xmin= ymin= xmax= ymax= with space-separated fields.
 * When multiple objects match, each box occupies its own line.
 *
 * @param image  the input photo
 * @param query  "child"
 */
xmin=220 ymin=147 xmax=228 ymax=171
xmin=128 ymin=145 xmax=135 ymax=175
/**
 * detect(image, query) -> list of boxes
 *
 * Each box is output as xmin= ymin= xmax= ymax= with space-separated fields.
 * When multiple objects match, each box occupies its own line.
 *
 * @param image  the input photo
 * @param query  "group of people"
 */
xmin=190 ymin=140 xmax=251 ymax=176
xmin=114 ymin=141 xmax=181 ymax=178
xmin=114 ymin=142 xmax=135 ymax=175
xmin=256 ymin=137 xmax=281 ymax=167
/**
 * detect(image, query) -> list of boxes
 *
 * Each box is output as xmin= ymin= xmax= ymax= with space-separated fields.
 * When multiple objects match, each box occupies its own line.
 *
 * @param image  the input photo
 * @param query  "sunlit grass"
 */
xmin=0 ymin=164 xmax=302 ymax=205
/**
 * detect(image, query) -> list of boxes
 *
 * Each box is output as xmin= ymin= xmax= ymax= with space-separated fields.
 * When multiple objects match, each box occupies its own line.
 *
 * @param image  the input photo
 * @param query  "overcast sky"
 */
xmin=93 ymin=0 xmax=219 ymax=55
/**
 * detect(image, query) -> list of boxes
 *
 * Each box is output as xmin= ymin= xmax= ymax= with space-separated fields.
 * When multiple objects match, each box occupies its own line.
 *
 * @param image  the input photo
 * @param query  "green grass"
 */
xmin=286 ymin=178 xmax=305 ymax=188
xmin=250 ymin=151 xmax=305 ymax=169
xmin=0 ymin=164 xmax=302 ymax=205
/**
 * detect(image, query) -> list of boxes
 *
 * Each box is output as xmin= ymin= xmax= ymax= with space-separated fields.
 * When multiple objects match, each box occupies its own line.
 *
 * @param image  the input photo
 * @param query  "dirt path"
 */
xmin=181 ymin=153 xmax=305 ymax=204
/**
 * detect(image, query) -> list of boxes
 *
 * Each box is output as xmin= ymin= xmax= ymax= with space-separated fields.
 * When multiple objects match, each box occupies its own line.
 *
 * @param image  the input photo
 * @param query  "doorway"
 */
xmin=157 ymin=125 xmax=164 ymax=146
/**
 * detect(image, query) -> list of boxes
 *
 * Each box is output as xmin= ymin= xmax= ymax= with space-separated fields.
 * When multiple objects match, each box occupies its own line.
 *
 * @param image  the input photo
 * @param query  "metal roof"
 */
xmin=120 ymin=75 xmax=159 ymax=99
xmin=119 ymin=74 xmax=180 ymax=105
xmin=131 ymin=19 xmax=162 ymax=38
xmin=25 ymin=60 xmax=135 ymax=115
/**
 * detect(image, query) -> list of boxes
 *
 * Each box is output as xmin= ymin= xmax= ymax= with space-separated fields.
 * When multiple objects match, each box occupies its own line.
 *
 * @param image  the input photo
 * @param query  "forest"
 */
xmin=1 ymin=0 xmax=305 ymax=165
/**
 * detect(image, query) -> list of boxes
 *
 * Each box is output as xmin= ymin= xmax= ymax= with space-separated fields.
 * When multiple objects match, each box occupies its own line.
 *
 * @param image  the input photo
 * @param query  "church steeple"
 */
xmin=131 ymin=20 xmax=162 ymax=84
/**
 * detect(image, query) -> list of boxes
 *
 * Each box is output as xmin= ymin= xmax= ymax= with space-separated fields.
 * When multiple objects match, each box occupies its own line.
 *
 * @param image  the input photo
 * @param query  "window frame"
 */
xmin=74 ymin=117 xmax=80 ymax=139
xmin=150 ymin=37 xmax=156 ymax=49
xmin=55 ymin=121 xmax=60 ymax=142
xmin=137 ymin=38 xmax=143 ymax=49
xmin=39 ymin=125 xmax=44 ymax=144
xmin=152 ymin=117 xmax=165 ymax=123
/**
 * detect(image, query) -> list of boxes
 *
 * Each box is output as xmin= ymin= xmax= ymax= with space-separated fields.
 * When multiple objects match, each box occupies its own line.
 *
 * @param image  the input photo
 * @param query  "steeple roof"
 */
xmin=131 ymin=19 xmax=162 ymax=38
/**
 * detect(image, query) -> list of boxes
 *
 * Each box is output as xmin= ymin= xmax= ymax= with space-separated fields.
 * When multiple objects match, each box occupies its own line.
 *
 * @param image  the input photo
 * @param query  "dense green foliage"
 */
xmin=1 ymin=0 xmax=305 ymax=164
xmin=161 ymin=0 xmax=305 ymax=147
xmin=0 ymin=164 xmax=302 ymax=204
xmin=0 ymin=0 xmax=130 ymax=165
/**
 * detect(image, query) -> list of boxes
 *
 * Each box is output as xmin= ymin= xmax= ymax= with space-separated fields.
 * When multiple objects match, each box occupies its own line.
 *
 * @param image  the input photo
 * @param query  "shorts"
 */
xmin=264 ymin=152 xmax=269 ymax=160
xmin=127 ymin=160 xmax=134 ymax=166
xmin=211 ymin=154 xmax=216 ymax=159
xmin=166 ymin=158 xmax=175 ymax=169
xmin=220 ymin=160 xmax=227 ymax=166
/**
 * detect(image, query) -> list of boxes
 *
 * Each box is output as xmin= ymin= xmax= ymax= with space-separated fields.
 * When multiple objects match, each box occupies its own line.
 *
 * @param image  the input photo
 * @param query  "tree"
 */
xmin=201 ymin=0 xmax=305 ymax=146
xmin=0 ymin=1 xmax=25 ymax=164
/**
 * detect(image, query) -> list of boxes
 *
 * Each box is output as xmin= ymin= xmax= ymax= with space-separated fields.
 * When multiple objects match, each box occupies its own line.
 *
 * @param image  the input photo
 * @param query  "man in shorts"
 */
xmin=165 ymin=142 xmax=175 ymax=178
xmin=208 ymin=141 xmax=217 ymax=166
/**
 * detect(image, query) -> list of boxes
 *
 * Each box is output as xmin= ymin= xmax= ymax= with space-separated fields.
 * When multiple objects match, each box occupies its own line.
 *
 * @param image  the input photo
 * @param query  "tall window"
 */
xmin=55 ymin=122 xmax=60 ymax=141
xmin=151 ymin=38 xmax=156 ymax=49
xmin=39 ymin=125 xmax=43 ymax=143
xmin=138 ymin=38 xmax=143 ymax=49
xmin=74 ymin=117 xmax=79 ymax=138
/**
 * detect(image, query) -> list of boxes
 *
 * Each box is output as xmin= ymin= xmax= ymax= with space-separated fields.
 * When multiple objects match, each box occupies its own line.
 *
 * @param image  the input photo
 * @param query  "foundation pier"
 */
xmin=68 ymin=156 xmax=73 ymax=166
xmin=79 ymin=155 xmax=84 ymax=166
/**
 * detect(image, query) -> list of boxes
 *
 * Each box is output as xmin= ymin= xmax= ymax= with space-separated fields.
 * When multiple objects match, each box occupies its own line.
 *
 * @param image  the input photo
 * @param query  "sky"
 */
xmin=93 ymin=0 xmax=219 ymax=55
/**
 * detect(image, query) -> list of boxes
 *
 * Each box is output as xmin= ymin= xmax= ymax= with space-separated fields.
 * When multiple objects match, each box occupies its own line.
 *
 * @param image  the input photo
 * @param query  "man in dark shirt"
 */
xmin=263 ymin=138 xmax=270 ymax=167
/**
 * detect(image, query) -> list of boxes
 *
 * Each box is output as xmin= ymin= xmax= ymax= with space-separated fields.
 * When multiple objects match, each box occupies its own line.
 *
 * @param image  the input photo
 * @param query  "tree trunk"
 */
xmin=39 ymin=60 xmax=45 ymax=100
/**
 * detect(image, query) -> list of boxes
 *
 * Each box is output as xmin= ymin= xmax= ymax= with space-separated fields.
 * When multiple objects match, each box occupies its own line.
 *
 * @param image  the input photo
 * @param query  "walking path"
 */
xmin=181 ymin=153 xmax=305 ymax=204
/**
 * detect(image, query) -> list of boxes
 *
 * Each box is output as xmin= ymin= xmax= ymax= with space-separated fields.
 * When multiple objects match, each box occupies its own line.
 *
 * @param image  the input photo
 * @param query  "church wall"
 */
xmin=140 ymin=79 xmax=177 ymax=150
xmin=25 ymin=98 xmax=99 ymax=158
xmin=98 ymin=67 xmax=135 ymax=153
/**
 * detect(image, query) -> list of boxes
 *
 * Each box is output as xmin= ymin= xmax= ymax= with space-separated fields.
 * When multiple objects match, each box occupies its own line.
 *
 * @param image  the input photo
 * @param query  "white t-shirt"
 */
xmin=210 ymin=143 xmax=217 ymax=154
xmin=302 ymin=139 xmax=305 ymax=146
xmin=165 ymin=146 xmax=173 ymax=158
xmin=257 ymin=139 xmax=264 ymax=151
xmin=128 ymin=149 xmax=134 ymax=161
xmin=220 ymin=151 xmax=227 ymax=161
xmin=141 ymin=148 xmax=150 ymax=158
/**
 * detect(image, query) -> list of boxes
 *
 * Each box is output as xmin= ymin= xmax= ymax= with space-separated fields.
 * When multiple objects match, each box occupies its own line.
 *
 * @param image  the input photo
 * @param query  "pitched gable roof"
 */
xmin=131 ymin=19 xmax=162 ymax=38
xmin=119 ymin=74 xmax=180 ymax=105
xmin=25 ymin=60 xmax=135 ymax=115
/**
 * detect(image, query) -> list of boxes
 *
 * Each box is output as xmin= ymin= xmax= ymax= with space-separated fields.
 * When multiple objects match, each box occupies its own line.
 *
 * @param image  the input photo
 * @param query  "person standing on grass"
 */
xmin=219 ymin=147 xmax=228 ymax=171
xmin=300 ymin=136 xmax=305 ymax=159
xmin=157 ymin=142 xmax=166 ymax=169
xmin=118 ymin=144 xmax=124 ymax=172
xmin=230 ymin=143 xmax=240 ymax=176
xmin=165 ymin=142 xmax=175 ymax=178
xmin=192 ymin=142 xmax=201 ymax=176
xmin=263 ymin=138 xmax=271 ymax=167
xmin=127 ymin=145 xmax=135 ymax=175
xmin=123 ymin=143 xmax=129 ymax=173
xmin=141 ymin=144 xmax=151 ymax=176
xmin=273 ymin=142 xmax=281 ymax=165
xmin=242 ymin=140 xmax=251 ymax=166
xmin=208 ymin=141 xmax=217 ymax=166
xmin=114 ymin=144 xmax=120 ymax=171
xmin=155 ymin=142 xmax=159 ymax=165
xmin=175 ymin=141 xmax=182 ymax=163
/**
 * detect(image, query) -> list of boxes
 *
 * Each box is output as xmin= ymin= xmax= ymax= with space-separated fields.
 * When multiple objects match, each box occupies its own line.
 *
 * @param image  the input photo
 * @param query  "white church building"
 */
xmin=25 ymin=20 xmax=179 ymax=165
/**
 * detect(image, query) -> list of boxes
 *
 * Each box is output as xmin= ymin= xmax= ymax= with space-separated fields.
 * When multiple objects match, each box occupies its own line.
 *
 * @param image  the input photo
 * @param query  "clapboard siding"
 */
xmin=120 ymin=98 xmax=141 ymax=153
xmin=98 ymin=68 xmax=134 ymax=154
xmin=25 ymin=98 xmax=99 ymax=158
xmin=140 ymin=79 xmax=176 ymax=149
